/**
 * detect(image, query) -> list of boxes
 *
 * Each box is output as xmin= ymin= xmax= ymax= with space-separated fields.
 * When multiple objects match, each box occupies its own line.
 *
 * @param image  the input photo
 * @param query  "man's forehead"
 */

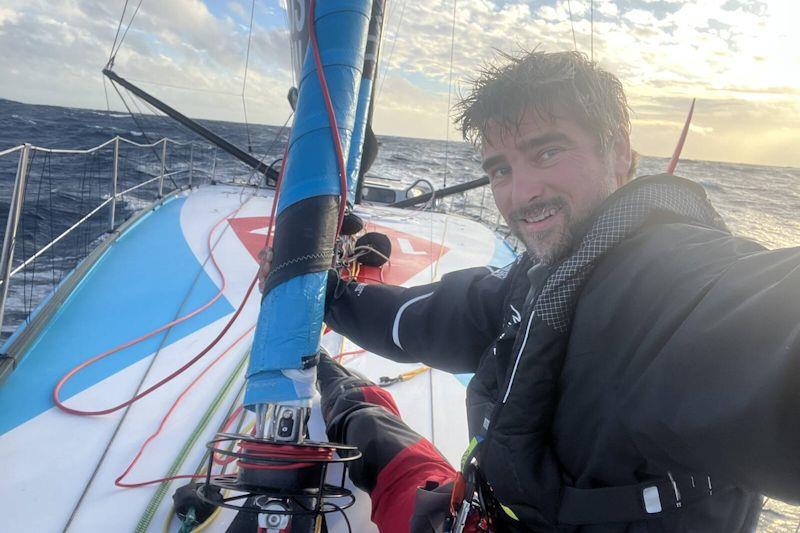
xmin=480 ymin=111 xmax=562 ymax=155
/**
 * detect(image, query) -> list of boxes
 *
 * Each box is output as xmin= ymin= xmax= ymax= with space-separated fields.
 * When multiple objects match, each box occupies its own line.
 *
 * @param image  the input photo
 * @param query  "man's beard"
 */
xmin=508 ymin=182 xmax=614 ymax=264
xmin=505 ymin=163 xmax=619 ymax=265
xmin=508 ymin=197 xmax=577 ymax=265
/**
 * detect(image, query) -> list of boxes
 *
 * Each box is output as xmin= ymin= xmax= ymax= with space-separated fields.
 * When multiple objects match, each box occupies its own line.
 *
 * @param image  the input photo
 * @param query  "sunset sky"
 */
xmin=1 ymin=0 xmax=798 ymax=167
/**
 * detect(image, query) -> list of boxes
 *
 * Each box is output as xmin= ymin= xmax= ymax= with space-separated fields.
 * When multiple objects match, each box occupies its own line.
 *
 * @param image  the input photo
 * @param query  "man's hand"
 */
xmin=257 ymin=247 xmax=272 ymax=293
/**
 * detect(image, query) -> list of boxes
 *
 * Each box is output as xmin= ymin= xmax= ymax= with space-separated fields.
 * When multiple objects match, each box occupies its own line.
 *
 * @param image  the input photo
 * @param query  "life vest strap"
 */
xmin=558 ymin=474 xmax=716 ymax=525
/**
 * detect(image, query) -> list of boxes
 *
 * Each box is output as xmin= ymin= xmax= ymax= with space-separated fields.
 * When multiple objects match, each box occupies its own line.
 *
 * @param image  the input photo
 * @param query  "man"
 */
xmin=260 ymin=50 xmax=799 ymax=531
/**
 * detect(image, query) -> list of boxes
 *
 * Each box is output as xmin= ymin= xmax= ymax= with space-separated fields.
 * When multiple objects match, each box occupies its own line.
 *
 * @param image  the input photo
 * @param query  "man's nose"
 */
xmin=510 ymin=164 xmax=545 ymax=208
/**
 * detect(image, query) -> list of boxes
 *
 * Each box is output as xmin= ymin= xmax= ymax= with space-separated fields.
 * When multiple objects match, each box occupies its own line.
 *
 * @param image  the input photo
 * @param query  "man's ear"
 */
xmin=612 ymin=131 xmax=632 ymax=186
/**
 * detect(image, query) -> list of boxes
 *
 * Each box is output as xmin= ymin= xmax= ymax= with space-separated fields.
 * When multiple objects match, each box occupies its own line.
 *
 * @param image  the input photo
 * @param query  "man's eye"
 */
xmin=489 ymin=166 xmax=511 ymax=181
xmin=539 ymin=147 xmax=562 ymax=162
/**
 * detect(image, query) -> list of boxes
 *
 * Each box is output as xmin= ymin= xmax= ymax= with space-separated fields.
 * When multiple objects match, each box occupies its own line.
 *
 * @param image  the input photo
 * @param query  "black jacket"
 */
xmin=325 ymin=178 xmax=800 ymax=531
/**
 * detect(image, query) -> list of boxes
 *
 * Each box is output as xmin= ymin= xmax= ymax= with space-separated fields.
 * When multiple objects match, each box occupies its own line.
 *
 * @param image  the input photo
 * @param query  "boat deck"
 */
xmin=0 ymin=183 xmax=515 ymax=532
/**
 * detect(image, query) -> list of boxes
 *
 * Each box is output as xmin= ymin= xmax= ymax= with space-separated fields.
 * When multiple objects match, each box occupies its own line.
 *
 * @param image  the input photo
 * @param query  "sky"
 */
xmin=0 ymin=0 xmax=799 ymax=167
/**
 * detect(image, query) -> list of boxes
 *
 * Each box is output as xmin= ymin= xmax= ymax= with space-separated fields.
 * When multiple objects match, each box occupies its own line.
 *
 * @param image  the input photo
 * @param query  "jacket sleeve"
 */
xmin=324 ymin=263 xmax=515 ymax=373
xmin=618 ymin=230 xmax=800 ymax=501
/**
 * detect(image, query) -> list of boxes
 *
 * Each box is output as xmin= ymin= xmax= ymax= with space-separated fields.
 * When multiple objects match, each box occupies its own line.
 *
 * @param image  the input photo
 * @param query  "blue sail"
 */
xmin=245 ymin=0 xmax=372 ymax=408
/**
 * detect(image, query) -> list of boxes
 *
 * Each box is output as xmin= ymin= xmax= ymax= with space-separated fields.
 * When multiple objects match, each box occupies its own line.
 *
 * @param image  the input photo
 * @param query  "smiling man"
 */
xmin=466 ymin=52 xmax=635 ymax=266
xmin=258 ymin=50 xmax=800 ymax=532
xmin=481 ymin=114 xmax=626 ymax=264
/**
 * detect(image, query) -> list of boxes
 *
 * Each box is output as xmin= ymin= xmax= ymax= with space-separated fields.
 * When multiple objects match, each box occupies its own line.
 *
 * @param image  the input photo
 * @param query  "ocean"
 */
xmin=3 ymin=97 xmax=800 ymax=251
xmin=1 ymin=98 xmax=799 ymax=530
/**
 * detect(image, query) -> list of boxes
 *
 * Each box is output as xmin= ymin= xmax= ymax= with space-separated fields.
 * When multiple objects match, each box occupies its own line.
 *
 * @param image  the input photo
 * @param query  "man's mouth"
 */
xmin=521 ymin=206 xmax=561 ymax=224
xmin=516 ymin=204 xmax=563 ymax=232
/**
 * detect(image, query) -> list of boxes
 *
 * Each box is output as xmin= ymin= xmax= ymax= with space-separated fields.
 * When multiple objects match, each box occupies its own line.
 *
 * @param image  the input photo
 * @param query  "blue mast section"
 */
xmin=346 ymin=79 xmax=373 ymax=206
xmin=245 ymin=0 xmax=371 ymax=408
xmin=346 ymin=1 xmax=383 ymax=205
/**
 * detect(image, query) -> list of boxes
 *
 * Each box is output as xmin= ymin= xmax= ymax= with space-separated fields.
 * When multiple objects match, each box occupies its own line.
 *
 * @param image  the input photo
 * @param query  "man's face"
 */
xmin=481 ymin=109 xmax=630 ymax=264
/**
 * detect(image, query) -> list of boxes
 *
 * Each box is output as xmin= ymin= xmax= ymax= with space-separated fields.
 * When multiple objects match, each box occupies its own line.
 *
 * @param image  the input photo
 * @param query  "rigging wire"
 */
xmin=60 ymin=120 xmax=293 ymax=490
xmin=124 ymin=89 xmax=181 ymax=189
xmin=122 ymin=77 xmax=241 ymax=97
xmin=442 ymin=0 xmax=458 ymax=189
xmin=102 ymin=76 xmax=112 ymax=112
xmin=382 ymin=0 xmax=398 ymax=36
xmin=109 ymin=0 xmax=144 ymax=67
xmin=279 ymin=0 xmax=296 ymax=88
xmin=124 ymin=86 xmax=159 ymax=141
xmin=241 ymin=0 xmax=256 ymax=153
xmin=245 ymin=110 xmax=294 ymax=190
xmin=113 ymin=83 xmax=179 ymax=190
xmin=61 ymin=0 xmax=362 ymax=516
xmin=108 ymin=0 xmax=131 ymax=63
xmin=26 ymin=152 xmax=43 ymax=320
xmin=376 ymin=0 xmax=408 ymax=101
xmin=566 ymin=0 xmax=578 ymax=50
xmin=104 ymin=0 xmax=285 ymax=192
xmin=591 ymin=0 xmax=594 ymax=62
xmin=108 ymin=82 xmax=157 ymax=149
xmin=46 ymin=154 xmax=55 ymax=288
xmin=63 ymin=115 xmax=279 ymax=525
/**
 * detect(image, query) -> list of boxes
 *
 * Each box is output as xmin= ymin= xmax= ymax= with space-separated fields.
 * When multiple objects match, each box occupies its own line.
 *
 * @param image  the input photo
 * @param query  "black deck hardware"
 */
xmin=389 ymin=175 xmax=490 ymax=208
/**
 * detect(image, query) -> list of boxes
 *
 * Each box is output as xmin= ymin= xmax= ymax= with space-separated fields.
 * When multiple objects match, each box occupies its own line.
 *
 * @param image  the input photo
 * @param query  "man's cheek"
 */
xmin=492 ymin=189 xmax=513 ymax=220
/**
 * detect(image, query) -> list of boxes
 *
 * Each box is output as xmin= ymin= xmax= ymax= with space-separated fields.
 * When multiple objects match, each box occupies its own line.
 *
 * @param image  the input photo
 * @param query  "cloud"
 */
xmin=0 ymin=7 xmax=21 ymax=26
xmin=1 ymin=0 xmax=799 ymax=166
xmin=0 ymin=0 xmax=294 ymax=127
xmin=633 ymin=118 xmax=714 ymax=136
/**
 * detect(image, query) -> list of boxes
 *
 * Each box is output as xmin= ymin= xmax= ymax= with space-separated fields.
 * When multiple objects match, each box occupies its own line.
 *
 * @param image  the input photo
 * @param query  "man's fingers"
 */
xmin=257 ymin=247 xmax=274 ymax=294
xmin=258 ymin=247 xmax=273 ymax=260
xmin=257 ymin=247 xmax=272 ymax=295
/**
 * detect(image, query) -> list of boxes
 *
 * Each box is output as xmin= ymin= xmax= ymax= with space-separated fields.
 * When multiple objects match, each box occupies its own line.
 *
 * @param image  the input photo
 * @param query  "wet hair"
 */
xmin=455 ymin=49 xmax=638 ymax=179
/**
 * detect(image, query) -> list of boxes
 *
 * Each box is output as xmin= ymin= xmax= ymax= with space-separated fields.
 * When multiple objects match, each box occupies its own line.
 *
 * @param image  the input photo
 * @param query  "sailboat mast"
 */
xmin=348 ymin=1 xmax=385 ymax=205
xmin=244 ymin=0 xmax=372 ymax=426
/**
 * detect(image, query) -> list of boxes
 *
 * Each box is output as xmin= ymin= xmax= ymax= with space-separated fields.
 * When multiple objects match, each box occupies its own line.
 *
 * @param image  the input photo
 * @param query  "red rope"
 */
xmin=238 ymin=441 xmax=334 ymax=471
xmin=334 ymin=348 xmax=366 ymax=363
xmin=53 ymin=203 xmax=253 ymax=416
xmin=111 ymin=138 xmax=297 ymax=487
xmin=667 ymin=98 xmax=696 ymax=175
xmin=115 ymin=325 xmax=255 ymax=488
xmin=54 ymin=277 xmax=259 ymax=416
xmin=265 ymin=144 xmax=289 ymax=245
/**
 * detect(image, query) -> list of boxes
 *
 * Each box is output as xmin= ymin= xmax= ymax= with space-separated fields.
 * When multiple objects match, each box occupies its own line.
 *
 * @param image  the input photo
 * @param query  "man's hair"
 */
xmin=455 ymin=49 xmax=638 ymax=179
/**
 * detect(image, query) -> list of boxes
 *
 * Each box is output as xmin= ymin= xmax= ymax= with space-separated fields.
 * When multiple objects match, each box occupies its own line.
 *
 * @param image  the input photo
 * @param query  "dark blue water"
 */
xmin=4 ymin=96 xmax=800 ymax=248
